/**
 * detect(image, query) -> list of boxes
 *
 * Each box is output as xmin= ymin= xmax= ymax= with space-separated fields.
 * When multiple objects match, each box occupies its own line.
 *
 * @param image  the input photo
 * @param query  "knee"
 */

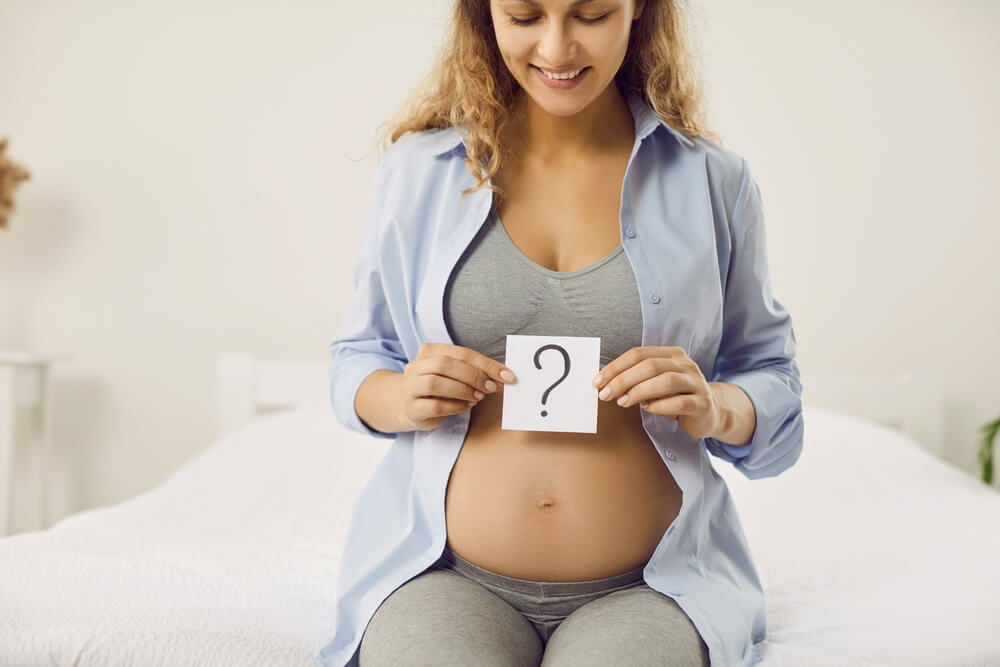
xmin=359 ymin=569 xmax=543 ymax=667
xmin=542 ymin=586 xmax=709 ymax=667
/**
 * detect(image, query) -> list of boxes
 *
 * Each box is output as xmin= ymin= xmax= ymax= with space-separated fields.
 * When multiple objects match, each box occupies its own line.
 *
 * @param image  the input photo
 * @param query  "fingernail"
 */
xmin=500 ymin=369 xmax=515 ymax=382
xmin=592 ymin=374 xmax=603 ymax=387
xmin=484 ymin=380 xmax=497 ymax=391
xmin=599 ymin=387 xmax=611 ymax=400
xmin=617 ymin=394 xmax=628 ymax=406
xmin=473 ymin=390 xmax=484 ymax=399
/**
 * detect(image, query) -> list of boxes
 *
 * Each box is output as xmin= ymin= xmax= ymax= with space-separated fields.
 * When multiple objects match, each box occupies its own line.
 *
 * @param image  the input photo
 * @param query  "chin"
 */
xmin=530 ymin=96 xmax=597 ymax=117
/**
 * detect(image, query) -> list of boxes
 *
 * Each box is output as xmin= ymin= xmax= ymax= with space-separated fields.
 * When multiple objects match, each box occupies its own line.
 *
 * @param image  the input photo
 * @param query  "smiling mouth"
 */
xmin=533 ymin=65 xmax=589 ymax=80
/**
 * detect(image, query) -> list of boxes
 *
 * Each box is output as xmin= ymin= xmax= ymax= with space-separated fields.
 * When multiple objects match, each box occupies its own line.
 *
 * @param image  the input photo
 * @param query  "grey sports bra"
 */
xmin=444 ymin=203 xmax=643 ymax=366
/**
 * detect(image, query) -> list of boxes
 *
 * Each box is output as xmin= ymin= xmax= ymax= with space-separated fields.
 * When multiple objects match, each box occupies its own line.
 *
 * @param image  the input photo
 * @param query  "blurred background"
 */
xmin=0 ymin=0 xmax=997 ymax=534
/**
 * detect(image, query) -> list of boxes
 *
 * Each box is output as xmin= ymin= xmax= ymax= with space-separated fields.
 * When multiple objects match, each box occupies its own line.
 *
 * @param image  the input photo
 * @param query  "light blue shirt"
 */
xmin=316 ymin=89 xmax=804 ymax=667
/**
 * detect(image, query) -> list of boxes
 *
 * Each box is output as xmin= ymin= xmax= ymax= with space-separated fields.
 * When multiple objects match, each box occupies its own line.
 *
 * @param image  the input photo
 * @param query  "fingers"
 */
xmin=451 ymin=344 xmax=516 ymax=386
xmin=413 ymin=373 xmax=485 ymax=404
xmin=598 ymin=368 xmax=694 ymax=408
xmin=411 ymin=397 xmax=482 ymax=420
xmin=418 ymin=342 xmax=516 ymax=390
xmin=636 ymin=394 xmax=697 ymax=417
xmin=403 ymin=344 xmax=519 ymax=431
xmin=593 ymin=357 xmax=662 ymax=402
xmin=593 ymin=346 xmax=685 ymax=389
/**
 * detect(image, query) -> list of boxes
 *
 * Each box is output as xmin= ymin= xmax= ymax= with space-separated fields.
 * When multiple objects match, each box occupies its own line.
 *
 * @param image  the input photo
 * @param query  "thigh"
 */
xmin=359 ymin=568 xmax=544 ymax=667
xmin=540 ymin=584 xmax=710 ymax=667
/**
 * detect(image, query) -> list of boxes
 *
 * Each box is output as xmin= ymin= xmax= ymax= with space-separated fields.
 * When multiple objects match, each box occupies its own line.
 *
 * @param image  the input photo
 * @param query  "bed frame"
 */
xmin=215 ymin=354 xmax=947 ymax=456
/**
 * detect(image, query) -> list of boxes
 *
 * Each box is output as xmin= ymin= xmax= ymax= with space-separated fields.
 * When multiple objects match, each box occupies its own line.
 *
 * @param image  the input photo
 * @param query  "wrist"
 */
xmin=708 ymin=381 xmax=755 ymax=446
xmin=356 ymin=369 xmax=411 ymax=435
xmin=389 ymin=371 xmax=415 ymax=432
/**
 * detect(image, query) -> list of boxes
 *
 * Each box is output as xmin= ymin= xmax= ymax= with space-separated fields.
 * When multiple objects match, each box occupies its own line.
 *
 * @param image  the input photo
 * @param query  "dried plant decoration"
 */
xmin=0 ymin=136 xmax=32 ymax=229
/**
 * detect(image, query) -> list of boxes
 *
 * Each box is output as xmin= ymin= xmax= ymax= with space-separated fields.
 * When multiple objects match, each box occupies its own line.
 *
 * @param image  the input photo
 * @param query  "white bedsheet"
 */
xmin=716 ymin=408 xmax=1000 ymax=666
xmin=1 ymin=402 xmax=998 ymax=666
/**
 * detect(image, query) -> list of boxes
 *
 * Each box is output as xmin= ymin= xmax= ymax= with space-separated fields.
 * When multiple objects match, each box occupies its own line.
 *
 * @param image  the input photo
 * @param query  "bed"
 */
xmin=1 ymin=353 xmax=998 ymax=666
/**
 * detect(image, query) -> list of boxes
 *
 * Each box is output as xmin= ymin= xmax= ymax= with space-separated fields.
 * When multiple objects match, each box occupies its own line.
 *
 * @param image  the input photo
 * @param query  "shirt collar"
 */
xmin=427 ymin=89 xmax=695 ymax=158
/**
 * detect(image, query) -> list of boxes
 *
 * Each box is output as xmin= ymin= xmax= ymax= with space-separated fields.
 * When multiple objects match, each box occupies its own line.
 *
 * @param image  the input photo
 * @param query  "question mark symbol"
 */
xmin=533 ymin=344 xmax=571 ymax=417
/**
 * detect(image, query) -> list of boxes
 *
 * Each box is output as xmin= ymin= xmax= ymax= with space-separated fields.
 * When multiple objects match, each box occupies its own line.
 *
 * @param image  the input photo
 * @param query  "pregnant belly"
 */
xmin=444 ymin=385 xmax=684 ymax=582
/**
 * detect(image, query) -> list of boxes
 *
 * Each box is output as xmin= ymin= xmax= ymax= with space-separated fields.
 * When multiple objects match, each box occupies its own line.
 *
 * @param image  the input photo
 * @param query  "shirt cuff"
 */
xmin=704 ymin=372 xmax=767 ymax=460
xmin=330 ymin=353 xmax=407 ymax=439
xmin=703 ymin=367 xmax=804 ymax=479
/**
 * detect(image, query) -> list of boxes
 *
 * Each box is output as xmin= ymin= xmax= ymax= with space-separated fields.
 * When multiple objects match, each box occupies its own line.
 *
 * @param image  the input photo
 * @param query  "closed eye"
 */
xmin=508 ymin=13 xmax=610 ymax=25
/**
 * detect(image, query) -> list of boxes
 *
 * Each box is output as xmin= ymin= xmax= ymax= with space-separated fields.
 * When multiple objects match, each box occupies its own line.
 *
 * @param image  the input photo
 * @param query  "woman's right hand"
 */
xmin=397 ymin=343 xmax=516 ymax=432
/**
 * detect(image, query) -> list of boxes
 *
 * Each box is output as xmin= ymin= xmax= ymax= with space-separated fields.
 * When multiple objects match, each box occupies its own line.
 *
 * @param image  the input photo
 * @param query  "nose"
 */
xmin=537 ymin=20 xmax=577 ymax=66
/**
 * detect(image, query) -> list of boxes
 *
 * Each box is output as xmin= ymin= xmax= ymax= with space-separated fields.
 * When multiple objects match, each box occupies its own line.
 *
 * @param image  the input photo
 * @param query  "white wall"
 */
xmin=0 ymin=0 xmax=997 ymax=532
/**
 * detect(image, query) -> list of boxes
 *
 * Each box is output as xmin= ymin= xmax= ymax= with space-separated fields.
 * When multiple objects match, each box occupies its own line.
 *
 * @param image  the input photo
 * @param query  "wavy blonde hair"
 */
xmin=374 ymin=0 xmax=720 ymax=208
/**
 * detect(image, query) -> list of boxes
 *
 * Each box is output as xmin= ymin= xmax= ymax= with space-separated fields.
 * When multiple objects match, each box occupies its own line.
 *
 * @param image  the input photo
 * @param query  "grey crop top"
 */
xmin=444 ymin=203 xmax=643 ymax=366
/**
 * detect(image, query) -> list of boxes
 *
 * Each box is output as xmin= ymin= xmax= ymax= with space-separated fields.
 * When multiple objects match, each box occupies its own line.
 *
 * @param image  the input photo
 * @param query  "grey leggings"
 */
xmin=358 ymin=545 xmax=711 ymax=666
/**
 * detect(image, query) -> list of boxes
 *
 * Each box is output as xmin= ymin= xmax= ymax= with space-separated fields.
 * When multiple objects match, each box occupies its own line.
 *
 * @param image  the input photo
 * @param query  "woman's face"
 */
xmin=489 ymin=0 xmax=643 ymax=116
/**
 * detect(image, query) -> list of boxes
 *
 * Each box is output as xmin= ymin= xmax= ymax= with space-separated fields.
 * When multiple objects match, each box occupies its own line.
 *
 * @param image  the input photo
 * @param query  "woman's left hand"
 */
xmin=592 ymin=346 xmax=724 ymax=440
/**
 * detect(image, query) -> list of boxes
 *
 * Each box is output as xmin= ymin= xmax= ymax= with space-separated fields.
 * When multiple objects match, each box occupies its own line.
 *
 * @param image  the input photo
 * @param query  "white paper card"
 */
xmin=501 ymin=334 xmax=600 ymax=433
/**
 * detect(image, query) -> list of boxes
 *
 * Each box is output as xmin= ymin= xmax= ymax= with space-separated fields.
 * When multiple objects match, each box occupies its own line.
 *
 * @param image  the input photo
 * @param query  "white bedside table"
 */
xmin=0 ymin=351 xmax=65 ymax=537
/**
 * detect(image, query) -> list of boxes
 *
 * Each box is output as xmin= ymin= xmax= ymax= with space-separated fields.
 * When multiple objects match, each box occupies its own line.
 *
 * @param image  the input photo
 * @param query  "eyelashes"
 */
xmin=508 ymin=13 xmax=611 ymax=26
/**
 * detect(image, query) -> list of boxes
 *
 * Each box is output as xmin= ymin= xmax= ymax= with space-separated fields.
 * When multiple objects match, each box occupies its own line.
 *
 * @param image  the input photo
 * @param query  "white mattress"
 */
xmin=1 ymin=401 xmax=998 ymax=666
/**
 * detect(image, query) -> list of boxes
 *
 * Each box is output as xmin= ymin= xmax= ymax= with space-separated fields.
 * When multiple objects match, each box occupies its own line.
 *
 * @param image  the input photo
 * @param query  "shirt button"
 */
xmin=665 ymin=450 xmax=675 ymax=461
xmin=649 ymin=293 xmax=660 ymax=304
xmin=625 ymin=226 xmax=636 ymax=239
xmin=667 ymin=525 xmax=675 ymax=535
xmin=669 ymin=590 xmax=683 ymax=597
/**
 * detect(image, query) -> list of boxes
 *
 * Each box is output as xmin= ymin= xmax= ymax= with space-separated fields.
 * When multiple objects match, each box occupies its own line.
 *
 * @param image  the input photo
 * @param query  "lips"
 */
xmin=533 ymin=65 xmax=588 ymax=78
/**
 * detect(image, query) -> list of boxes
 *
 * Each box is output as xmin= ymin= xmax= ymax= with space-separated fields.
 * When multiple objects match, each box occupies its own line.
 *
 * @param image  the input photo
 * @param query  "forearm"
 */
xmin=708 ymin=381 xmax=756 ymax=446
xmin=355 ymin=369 xmax=412 ymax=435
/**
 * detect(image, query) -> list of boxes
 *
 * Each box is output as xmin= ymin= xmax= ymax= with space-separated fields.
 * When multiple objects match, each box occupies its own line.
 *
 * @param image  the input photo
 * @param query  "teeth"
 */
xmin=541 ymin=67 xmax=583 ymax=80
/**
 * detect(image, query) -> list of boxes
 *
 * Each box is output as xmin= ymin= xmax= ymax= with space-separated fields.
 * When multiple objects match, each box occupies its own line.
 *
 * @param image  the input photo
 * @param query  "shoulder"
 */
xmin=369 ymin=127 xmax=471 ymax=231
xmin=682 ymin=133 xmax=748 ymax=203
xmin=380 ymin=127 xmax=462 ymax=171
xmin=649 ymin=130 xmax=759 ymax=243
xmin=653 ymin=130 xmax=758 ymax=226
xmin=370 ymin=128 xmax=462 ymax=201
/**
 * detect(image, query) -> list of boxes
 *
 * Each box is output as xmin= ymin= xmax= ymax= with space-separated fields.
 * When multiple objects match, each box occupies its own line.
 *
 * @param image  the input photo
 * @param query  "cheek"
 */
xmin=495 ymin=34 xmax=533 ymax=69
xmin=597 ymin=28 xmax=631 ymax=63
xmin=500 ymin=33 xmax=531 ymax=59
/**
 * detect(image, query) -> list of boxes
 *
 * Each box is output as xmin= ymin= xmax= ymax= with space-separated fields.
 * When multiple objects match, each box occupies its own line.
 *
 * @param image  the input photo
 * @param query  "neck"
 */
xmin=505 ymin=83 xmax=636 ymax=164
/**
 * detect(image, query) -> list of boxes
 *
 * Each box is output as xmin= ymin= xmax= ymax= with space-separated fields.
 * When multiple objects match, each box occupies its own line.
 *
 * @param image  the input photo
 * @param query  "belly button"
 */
xmin=536 ymin=497 xmax=558 ymax=512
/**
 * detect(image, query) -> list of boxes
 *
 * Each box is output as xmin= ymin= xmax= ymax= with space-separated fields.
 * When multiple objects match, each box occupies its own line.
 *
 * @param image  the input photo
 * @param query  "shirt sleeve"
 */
xmin=703 ymin=158 xmax=805 ymax=479
xmin=328 ymin=153 xmax=408 ymax=440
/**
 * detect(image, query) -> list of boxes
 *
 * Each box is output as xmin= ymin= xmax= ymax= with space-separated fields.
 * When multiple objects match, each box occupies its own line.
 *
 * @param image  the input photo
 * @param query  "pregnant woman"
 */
xmin=316 ymin=1 xmax=805 ymax=665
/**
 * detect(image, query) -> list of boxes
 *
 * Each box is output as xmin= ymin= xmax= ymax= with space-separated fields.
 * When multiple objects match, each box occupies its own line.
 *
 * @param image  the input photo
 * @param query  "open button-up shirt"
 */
xmin=316 ymin=89 xmax=804 ymax=667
